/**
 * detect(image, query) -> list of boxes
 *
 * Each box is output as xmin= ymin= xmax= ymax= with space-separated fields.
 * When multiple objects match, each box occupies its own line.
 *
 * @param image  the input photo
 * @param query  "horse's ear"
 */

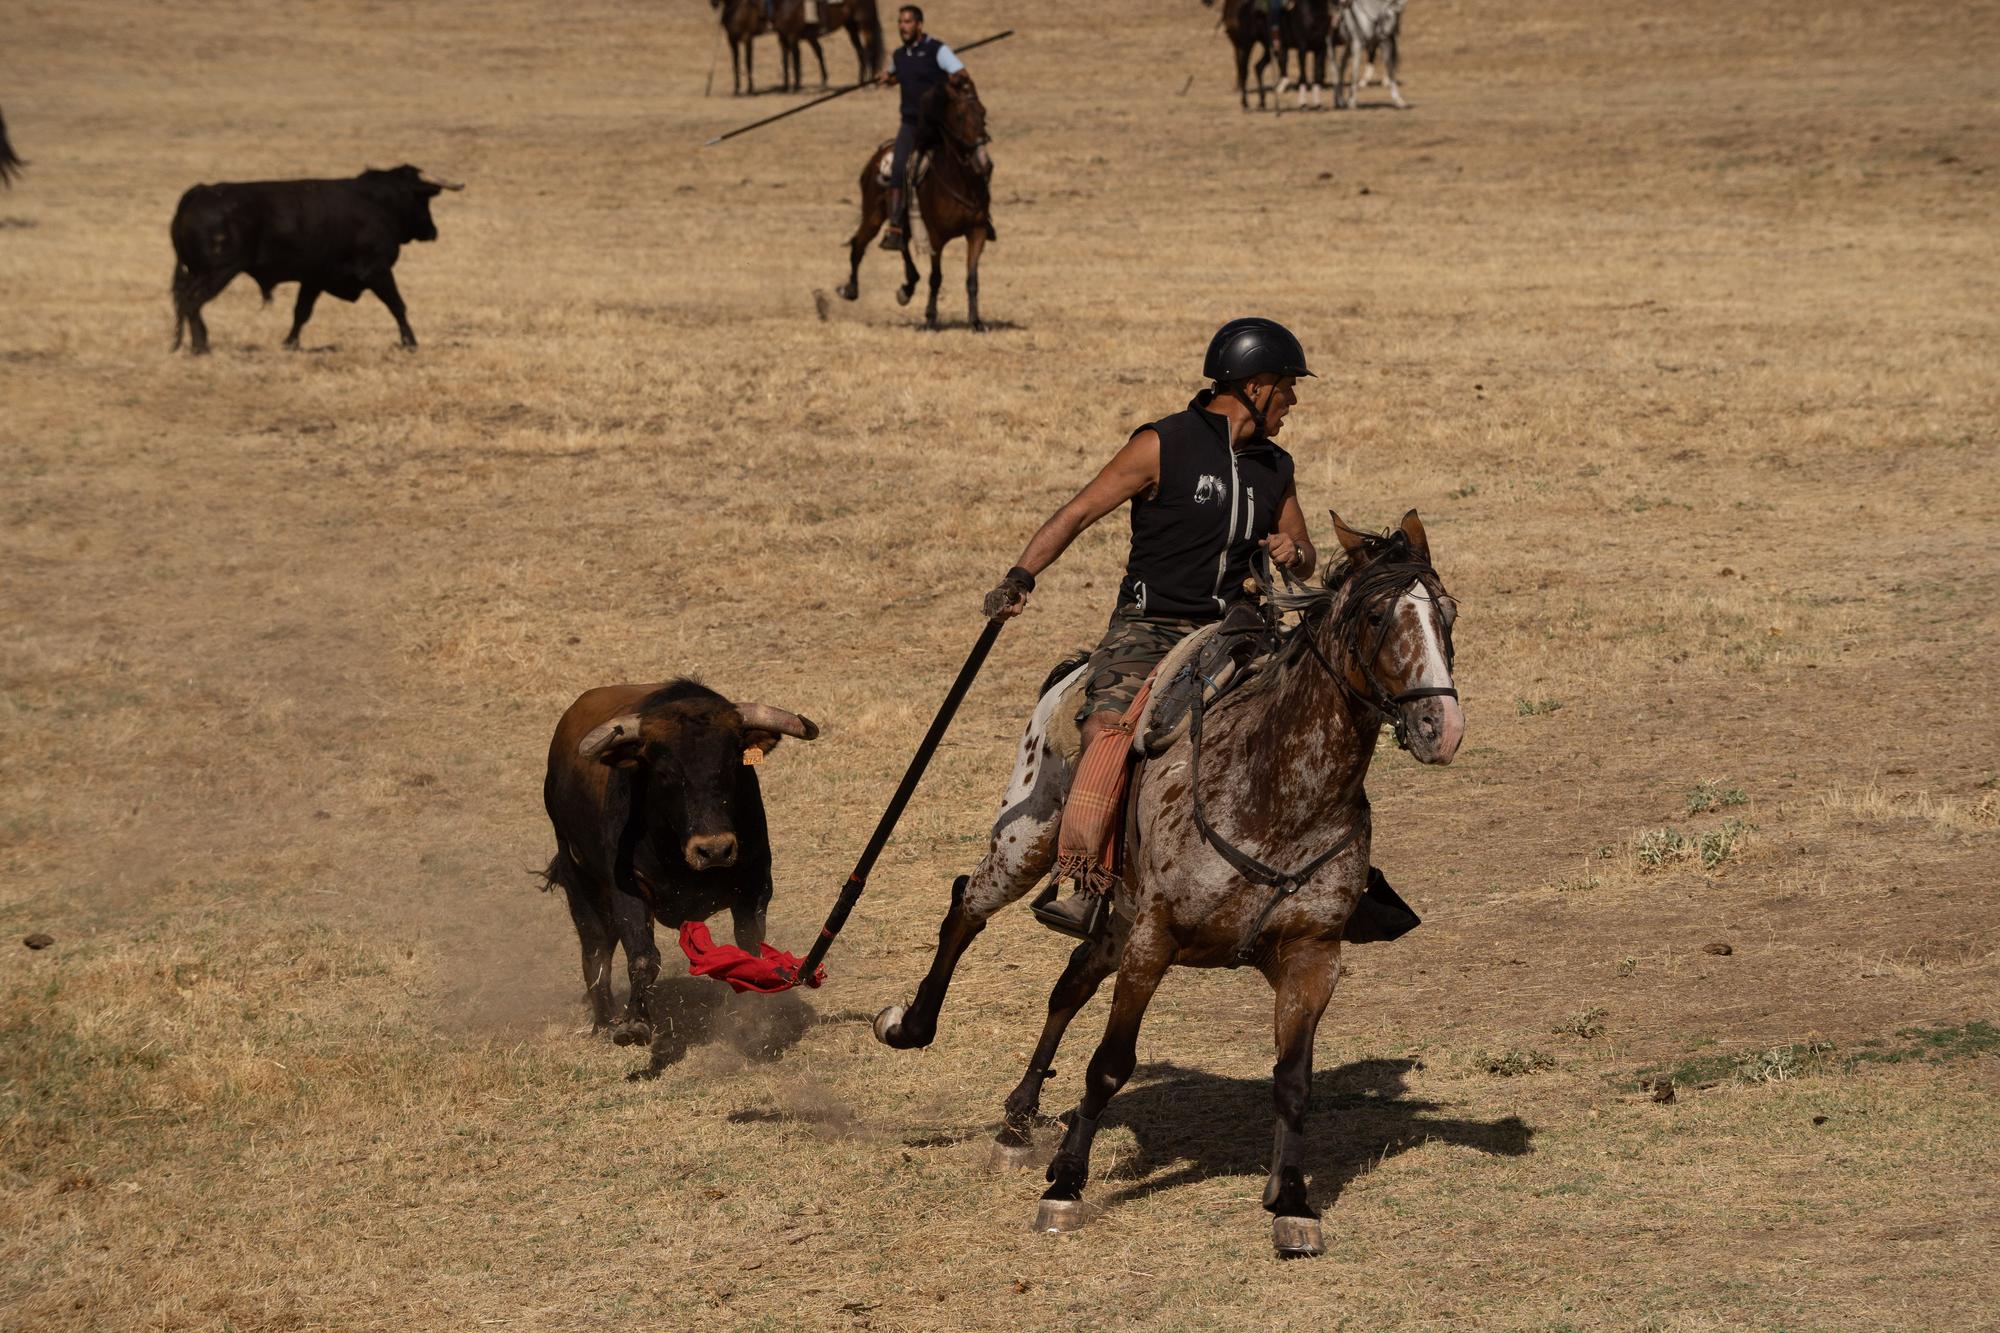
xmin=1399 ymin=509 xmax=1430 ymax=563
xmin=1330 ymin=510 xmax=1369 ymax=557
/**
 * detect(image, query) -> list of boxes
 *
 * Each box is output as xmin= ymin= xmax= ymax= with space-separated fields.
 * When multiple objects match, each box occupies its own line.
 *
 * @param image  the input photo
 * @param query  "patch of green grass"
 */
xmin=1517 ymin=697 xmax=1564 ymax=716
xmin=1684 ymin=779 xmax=1748 ymax=815
xmin=1553 ymin=1007 xmax=1607 ymax=1040
xmin=1476 ymin=1048 xmax=1556 ymax=1076
xmin=1635 ymin=819 xmax=1750 ymax=872
xmin=1736 ymin=1039 xmax=1836 ymax=1084
xmin=1629 ymin=1022 xmax=1998 ymax=1091
xmin=1848 ymin=1021 xmax=2000 ymax=1067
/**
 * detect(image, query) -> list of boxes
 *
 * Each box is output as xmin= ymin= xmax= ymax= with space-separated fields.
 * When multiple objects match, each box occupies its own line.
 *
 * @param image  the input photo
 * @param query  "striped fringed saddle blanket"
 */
xmin=1050 ymin=669 xmax=1157 ymax=896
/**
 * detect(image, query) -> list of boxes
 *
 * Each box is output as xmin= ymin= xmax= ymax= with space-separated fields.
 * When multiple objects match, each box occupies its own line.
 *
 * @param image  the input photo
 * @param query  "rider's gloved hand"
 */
xmin=982 ymin=566 xmax=1035 ymax=620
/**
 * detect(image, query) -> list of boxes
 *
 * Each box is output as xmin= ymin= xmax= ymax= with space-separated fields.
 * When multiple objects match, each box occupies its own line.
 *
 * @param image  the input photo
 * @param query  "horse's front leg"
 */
xmin=874 ymin=737 xmax=1070 ymax=1050
xmin=924 ymin=243 xmax=944 ymax=329
xmin=895 ymin=229 xmax=918 ymax=307
xmin=998 ymin=926 xmax=1118 ymax=1158
xmin=1263 ymin=937 xmax=1343 ymax=1257
xmin=1036 ymin=918 xmax=1174 ymax=1233
xmin=963 ymin=229 xmax=987 ymax=333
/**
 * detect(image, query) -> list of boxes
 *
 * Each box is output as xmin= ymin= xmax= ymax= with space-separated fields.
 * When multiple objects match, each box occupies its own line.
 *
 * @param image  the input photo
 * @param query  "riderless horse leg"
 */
xmin=1263 ymin=937 xmax=1342 ymax=1257
xmin=1385 ymin=33 xmax=1406 ymax=108
xmin=874 ymin=731 xmax=1071 ymax=1050
xmin=1255 ymin=45 xmax=1273 ymax=110
xmin=1235 ymin=42 xmax=1251 ymax=112
xmin=963 ymin=228 xmax=987 ymax=334
xmin=808 ymin=34 xmax=828 ymax=88
xmin=1036 ymin=920 xmax=1173 ymax=1231
xmin=998 ymin=927 xmax=1118 ymax=1154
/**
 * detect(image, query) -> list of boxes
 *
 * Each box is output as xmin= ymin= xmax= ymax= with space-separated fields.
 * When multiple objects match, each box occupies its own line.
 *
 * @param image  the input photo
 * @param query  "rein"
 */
xmin=922 ymin=89 xmax=991 ymax=216
xmin=1184 ymin=545 xmax=1456 ymax=964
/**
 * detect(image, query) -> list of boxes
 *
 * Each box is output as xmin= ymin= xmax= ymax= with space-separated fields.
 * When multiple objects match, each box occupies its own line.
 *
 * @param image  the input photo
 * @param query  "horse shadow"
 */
xmin=1088 ymin=1057 xmax=1532 ymax=1211
xmin=630 ymin=974 xmax=818 ymax=1078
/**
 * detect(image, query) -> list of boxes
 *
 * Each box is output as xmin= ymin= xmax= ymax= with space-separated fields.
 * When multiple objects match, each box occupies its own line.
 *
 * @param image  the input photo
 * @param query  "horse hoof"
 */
xmin=610 ymin=1021 xmax=651 ymax=1047
xmin=871 ymin=1005 xmax=906 ymax=1046
xmin=1033 ymin=1198 xmax=1088 ymax=1234
xmin=838 ymin=284 xmax=858 ymax=302
xmin=895 ymin=286 xmax=913 ymax=307
xmin=1273 ymin=1215 xmax=1324 ymax=1259
xmin=970 ymin=321 xmax=987 ymax=334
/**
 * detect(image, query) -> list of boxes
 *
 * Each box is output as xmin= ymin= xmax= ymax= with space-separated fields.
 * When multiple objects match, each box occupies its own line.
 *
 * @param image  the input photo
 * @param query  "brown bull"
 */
xmin=541 ymin=679 xmax=818 ymax=1046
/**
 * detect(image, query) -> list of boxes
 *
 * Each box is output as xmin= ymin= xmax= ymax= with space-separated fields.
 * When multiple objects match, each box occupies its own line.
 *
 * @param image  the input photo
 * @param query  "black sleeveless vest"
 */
xmin=894 ymin=36 xmax=949 ymax=121
xmin=1116 ymin=391 xmax=1295 ymax=621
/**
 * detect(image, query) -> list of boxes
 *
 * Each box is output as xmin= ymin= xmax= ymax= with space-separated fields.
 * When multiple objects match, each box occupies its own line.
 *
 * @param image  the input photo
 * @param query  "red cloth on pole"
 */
xmin=677 ymin=921 xmax=825 ymax=993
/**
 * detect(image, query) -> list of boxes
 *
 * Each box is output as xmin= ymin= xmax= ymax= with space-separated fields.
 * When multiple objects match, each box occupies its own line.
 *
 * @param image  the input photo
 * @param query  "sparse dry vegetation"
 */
xmin=2 ymin=0 xmax=1996 ymax=1328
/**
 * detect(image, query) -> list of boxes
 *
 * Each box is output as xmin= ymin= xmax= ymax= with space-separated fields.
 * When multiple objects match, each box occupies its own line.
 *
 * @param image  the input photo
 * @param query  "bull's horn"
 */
xmin=578 ymin=713 xmax=644 ymax=761
xmin=734 ymin=703 xmax=820 ymax=741
xmin=420 ymin=171 xmax=465 ymax=191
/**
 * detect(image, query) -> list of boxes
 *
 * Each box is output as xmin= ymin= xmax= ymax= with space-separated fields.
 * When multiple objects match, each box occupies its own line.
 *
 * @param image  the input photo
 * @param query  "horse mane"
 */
xmin=1268 ymin=527 xmax=1425 ymax=620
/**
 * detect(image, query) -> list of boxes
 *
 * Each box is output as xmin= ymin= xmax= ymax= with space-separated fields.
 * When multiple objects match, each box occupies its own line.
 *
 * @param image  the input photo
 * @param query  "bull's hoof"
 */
xmin=1273 ymin=1215 xmax=1324 ymax=1259
xmin=610 ymin=1020 xmax=652 ymax=1047
xmin=1032 ymin=1198 xmax=1088 ymax=1234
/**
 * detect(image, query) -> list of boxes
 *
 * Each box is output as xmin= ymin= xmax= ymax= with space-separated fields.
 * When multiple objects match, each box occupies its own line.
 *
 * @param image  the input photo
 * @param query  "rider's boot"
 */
xmin=1031 ymin=882 xmax=1108 ymax=940
xmin=880 ymin=188 xmax=907 ymax=250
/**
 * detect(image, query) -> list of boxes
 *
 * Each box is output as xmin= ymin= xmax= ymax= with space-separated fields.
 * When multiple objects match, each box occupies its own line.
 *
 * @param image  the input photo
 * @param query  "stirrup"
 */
xmin=879 ymin=223 xmax=906 ymax=251
xmin=1030 ymin=883 xmax=1106 ymax=940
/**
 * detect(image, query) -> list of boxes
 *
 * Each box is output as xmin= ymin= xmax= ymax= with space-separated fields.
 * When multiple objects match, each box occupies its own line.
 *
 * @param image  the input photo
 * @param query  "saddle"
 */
xmin=1140 ymin=599 xmax=1283 ymax=755
xmin=874 ymin=140 xmax=934 ymax=191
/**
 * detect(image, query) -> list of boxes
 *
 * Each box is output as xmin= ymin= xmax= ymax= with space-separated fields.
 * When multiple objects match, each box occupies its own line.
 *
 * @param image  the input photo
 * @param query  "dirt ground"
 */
xmin=2 ymin=0 xmax=1996 ymax=1328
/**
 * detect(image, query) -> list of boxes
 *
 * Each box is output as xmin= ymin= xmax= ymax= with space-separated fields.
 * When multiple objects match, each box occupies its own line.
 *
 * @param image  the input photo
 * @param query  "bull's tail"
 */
xmin=539 ymin=844 xmax=582 ymax=896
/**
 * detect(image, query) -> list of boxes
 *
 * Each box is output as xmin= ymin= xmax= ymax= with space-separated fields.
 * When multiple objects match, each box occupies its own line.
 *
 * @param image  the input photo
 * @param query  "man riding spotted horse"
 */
xmin=983 ymin=317 xmax=1426 ymax=919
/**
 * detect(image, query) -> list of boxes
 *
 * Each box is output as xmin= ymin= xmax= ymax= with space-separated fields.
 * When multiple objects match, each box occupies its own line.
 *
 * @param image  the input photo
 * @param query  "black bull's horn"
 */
xmin=576 ymin=703 xmax=818 ymax=762
xmin=419 ymin=171 xmax=465 ymax=191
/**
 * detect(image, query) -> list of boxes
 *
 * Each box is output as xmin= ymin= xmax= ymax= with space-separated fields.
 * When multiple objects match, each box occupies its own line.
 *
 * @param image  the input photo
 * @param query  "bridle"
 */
xmin=1293 ymin=547 xmax=1458 ymax=750
xmin=1184 ymin=540 xmax=1458 ymax=963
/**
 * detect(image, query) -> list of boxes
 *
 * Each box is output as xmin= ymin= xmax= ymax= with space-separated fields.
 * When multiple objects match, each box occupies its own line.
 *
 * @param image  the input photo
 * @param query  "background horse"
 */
xmin=714 ymin=0 xmax=828 ymax=95
xmin=1276 ymin=0 xmax=1339 ymax=110
xmin=873 ymin=511 xmax=1463 ymax=1258
xmin=837 ymin=72 xmax=996 ymax=332
xmin=1207 ymin=0 xmax=1278 ymax=111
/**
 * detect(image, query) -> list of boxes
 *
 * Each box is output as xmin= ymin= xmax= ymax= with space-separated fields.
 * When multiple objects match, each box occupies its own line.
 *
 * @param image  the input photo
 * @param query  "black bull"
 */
xmin=169 ymin=165 xmax=462 ymax=354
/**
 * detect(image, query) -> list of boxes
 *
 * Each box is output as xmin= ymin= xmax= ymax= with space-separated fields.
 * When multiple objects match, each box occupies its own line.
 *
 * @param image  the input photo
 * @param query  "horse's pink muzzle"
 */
xmin=1402 ymin=695 xmax=1464 ymax=765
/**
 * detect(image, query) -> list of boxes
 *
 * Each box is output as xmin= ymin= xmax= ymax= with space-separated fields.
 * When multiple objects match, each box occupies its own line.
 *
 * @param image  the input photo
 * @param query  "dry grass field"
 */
xmin=3 ymin=0 xmax=1997 ymax=1327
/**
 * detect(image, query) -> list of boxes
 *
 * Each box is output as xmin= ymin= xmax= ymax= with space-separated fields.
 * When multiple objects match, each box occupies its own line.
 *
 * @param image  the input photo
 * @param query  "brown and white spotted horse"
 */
xmin=874 ymin=511 xmax=1463 ymax=1257
xmin=838 ymin=71 xmax=996 ymax=331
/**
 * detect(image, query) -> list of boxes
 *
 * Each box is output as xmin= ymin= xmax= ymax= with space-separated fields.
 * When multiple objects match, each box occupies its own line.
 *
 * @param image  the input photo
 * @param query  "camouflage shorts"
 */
xmin=1074 ymin=606 xmax=1210 ymax=727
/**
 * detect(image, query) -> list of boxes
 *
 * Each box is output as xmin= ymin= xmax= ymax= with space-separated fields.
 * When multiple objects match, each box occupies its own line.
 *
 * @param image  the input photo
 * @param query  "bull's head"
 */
xmin=360 ymin=164 xmax=464 ymax=244
xmin=577 ymin=690 xmax=819 ymax=872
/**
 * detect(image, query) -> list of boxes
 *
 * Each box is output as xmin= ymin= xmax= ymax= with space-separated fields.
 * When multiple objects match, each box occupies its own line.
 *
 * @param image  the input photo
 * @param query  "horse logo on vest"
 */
xmin=1193 ymin=474 xmax=1228 ymax=504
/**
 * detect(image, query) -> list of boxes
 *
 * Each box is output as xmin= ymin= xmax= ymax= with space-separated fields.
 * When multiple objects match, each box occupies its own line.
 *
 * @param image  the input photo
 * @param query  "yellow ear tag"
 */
xmin=742 ymin=747 xmax=764 ymax=766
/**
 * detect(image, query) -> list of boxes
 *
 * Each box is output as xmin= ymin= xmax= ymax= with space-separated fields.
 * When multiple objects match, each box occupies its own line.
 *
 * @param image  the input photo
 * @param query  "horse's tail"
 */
xmin=1040 ymin=648 xmax=1092 ymax=703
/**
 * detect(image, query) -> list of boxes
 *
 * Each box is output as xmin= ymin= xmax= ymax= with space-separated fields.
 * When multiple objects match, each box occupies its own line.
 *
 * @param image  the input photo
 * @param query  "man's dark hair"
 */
xmin=900 ymin=5 xmax=924 ymax=21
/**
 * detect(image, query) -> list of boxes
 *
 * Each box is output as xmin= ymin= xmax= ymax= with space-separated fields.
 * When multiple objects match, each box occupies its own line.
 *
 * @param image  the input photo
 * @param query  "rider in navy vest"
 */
xmin=875 ymin=4 xmax=967 ymax=250
xmin=979 ymin=318 xmax=1322 ymax=934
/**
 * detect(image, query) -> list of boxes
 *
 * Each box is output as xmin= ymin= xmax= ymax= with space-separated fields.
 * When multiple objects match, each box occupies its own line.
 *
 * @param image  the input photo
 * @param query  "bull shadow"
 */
xmin=1085 ymin=1057 xmax=1532 ymax=1212
xmin=628 ymin=974 xmax=817 ymax=1079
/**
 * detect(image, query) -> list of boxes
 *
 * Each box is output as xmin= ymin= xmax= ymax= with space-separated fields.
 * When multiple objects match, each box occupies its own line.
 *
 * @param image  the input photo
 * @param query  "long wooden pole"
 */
xmin=701 ymin=29 xmax=1015 ymax=147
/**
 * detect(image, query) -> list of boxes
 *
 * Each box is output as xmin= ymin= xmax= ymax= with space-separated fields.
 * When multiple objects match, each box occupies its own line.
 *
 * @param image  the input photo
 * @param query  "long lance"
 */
xmin=786 ymin=614 xmax=1006 ymax=984
xmin=701 ymin=29 xmax=1016 ymax=147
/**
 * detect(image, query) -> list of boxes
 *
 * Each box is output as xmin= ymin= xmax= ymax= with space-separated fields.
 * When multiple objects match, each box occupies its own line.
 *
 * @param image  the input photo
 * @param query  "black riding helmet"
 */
xmin=1203 ymin=317 xmax=1315 ymax=384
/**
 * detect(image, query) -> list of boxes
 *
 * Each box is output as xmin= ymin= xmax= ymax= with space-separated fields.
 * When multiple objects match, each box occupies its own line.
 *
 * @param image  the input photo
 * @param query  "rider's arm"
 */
xmin=1267 ymin=483 xmax=1318 ymax=579
xmin=983 ymin=430 xmax=1162 ymax=619
xmin=1013 ymin=429 xmax=1161 ymax=578
xmin=936 ymin=45 xmax=964 ymax=75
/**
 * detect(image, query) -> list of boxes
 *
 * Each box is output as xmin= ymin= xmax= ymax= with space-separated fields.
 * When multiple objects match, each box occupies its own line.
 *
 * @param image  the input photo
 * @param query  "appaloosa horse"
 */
xmin=837 ymin=71 xmax=997 ymax=332
xmin=873 ymin=511 xmax=1464 ymax=1257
